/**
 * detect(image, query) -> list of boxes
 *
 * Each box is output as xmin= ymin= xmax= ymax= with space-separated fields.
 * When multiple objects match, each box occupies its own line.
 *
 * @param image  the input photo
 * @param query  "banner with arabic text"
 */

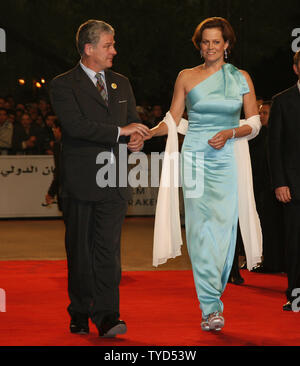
xmin=0 ymin=156 xmax=62 ymax=218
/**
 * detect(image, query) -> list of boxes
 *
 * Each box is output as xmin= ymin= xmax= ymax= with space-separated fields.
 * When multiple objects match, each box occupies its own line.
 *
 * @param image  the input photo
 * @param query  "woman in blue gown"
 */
xmin=147 ymin=17 xmax=259 ymax=331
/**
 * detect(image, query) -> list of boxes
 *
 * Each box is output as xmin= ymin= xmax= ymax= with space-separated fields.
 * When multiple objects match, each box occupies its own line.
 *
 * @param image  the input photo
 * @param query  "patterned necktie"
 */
xmin=95 ymin=72 xmax=108 ymax=105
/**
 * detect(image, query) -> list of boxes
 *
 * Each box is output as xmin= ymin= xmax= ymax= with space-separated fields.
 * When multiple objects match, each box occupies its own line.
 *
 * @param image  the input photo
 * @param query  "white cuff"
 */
xmin=239 ymin=115 xmax=261 ymax=141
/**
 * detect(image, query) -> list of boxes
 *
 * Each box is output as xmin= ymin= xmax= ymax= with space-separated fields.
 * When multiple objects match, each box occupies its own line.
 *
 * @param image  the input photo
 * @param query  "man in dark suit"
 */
xmin=250 ymin=101 xmax=285 ymax=273
xmin=268 ymin=50 xmax=300 ymax=311
xmin=45 ymin=119 xmax=62 ymax=211
xmin=11 ymin=112 xmax=44 ymax=155
xmin=50 ymin=19 xmax=149 ymax=337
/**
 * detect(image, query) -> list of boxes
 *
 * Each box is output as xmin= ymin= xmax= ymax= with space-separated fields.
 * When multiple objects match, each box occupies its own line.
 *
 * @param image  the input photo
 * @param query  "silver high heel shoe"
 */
xmin=208 ymin=312 xmax=225 ymax=331
xmin=201 ymin=316 xmax=210 ymax=331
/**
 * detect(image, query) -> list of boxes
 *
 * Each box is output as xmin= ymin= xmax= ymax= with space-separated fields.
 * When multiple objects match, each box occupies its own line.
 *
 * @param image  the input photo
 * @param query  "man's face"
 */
xmin=52 ymin=126 xmax=61 ymax=141
xmin=152 ymin=106 xmax=162 ymax=118
xmin=293 ymin=61 xmax=300 ymax=81
xmin=38 ymin=100 xmax=48 ymax=111
xmin=259 ymin=104 xmax=271 ymax=126
xmin=45 ymin=115 xmax=57 ymax=128
xmin=0 ymin=110 xmax=7 ymax=125
xmin=87 ymin=32 xmax=117 ymax=70
xmin=21 ymin=114 xmax=32 ymax=128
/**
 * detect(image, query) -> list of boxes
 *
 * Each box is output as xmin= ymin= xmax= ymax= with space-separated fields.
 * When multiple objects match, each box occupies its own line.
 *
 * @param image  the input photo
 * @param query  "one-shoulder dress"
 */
xmin=181 ymin=63 xmax=250 ymax=318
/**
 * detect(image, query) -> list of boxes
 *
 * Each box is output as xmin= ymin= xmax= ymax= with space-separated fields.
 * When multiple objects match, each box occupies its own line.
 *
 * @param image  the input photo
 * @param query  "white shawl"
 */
xmin=153 ymin=112 xmax=262 ymax=270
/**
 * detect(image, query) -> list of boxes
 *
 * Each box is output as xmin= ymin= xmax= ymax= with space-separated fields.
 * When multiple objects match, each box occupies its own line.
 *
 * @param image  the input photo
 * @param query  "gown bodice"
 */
xmin=185 ymin=63 xmax=249 ymax=136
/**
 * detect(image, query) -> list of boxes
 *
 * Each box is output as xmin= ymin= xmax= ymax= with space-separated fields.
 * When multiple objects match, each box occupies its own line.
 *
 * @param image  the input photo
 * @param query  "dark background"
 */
xmin=1 ymin=0 xmax=300 ymax=109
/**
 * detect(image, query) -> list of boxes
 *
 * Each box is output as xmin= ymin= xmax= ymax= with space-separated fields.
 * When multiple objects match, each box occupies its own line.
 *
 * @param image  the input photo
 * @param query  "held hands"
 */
xmin=143 ymin=129 xmax=155 ymax=141
xmin=123 ymin=121 xmax=165 ymax=151
xmin=120 ymin=123 xmax=153 ymax=152
xmin=127 ymin=132 xmax=144 ymax=152
xmin=208 ymin=129 xmax=233 ymax=150
xmin=120 ymin=123 xmax=150 ymax=138
xmin=275 ymin=186 xmax=292 ymax=203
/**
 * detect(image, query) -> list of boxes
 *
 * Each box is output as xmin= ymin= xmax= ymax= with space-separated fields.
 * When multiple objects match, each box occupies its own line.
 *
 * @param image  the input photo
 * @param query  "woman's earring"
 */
xmin=200 ymin=50 xmax=203 ymax=58
xmin=224 ymin=49 xmax=228 ymax=59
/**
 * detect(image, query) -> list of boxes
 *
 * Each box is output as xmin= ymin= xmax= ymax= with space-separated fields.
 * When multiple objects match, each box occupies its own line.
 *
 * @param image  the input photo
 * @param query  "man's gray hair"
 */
xmin=76 ymin=19 xmax=114 ymax=56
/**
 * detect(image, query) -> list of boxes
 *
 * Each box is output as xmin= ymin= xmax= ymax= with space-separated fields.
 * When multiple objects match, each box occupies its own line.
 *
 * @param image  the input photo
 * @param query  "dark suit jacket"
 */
xmin=249 ymin=125 xmax=270 ymax=194
xmin=11 ymin=123 xmax=44 ymax=155
xmin=268 ymin=84 xmax=300 ymax=201
xmin=50 ymin=63 xmax=140 ymax=201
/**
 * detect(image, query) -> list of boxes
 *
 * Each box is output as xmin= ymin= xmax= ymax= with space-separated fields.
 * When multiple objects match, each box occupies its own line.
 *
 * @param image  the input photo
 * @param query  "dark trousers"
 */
xmin=230 ymin=222 xmax=244 ymax=280
xmin=62 ymin=191 xmax=128 ymax=327
xmin=283 ymin=201 xmax=300 ymax=301
xmin=257 ymin=189 xmax=285 ymax=272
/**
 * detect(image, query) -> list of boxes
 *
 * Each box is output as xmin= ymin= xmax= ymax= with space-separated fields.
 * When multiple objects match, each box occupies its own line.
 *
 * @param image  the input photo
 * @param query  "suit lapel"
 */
xmin=291 ymin=84 xmax=300 ymax=113
xmin=293 ymin=83 xmax=300 ymax=98
xmin=105 ymin=70 xmax=119 ymax=111
xmin=74 ymin=64 xmax=107 ymax=108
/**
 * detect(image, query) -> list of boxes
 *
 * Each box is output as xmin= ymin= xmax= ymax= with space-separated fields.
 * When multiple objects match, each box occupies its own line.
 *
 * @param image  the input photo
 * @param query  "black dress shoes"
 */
xmin=98 ymin=315 xmax=127 ymax=338
xmin=251 ymin=264 xmax=267 ymax=273
xmin=228 ymin=275 xmax=244 ymax=285
xmin=283 ymin=301 xmax=293 ymax=311
xmin=70 ymin=312 xmax=89 ymax=334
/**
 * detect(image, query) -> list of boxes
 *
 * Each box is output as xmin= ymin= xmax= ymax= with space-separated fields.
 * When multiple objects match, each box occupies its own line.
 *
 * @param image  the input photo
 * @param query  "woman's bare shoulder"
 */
xmin=178 ymin=65 xmax=203 ymax=80
xmin=239 ymin=69 xmax=251 ymax=81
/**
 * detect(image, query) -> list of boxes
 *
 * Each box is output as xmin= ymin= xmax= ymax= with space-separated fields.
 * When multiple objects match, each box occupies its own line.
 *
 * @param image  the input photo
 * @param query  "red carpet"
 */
xmin=0 ymin=260 xmax=300 ymax=347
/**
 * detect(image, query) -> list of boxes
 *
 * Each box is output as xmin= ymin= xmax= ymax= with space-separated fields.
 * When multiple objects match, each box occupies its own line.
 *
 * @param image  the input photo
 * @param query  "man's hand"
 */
xmin=128 ymin=132 xmax=144 ymax=152
xmin=120 ymin=123 xmax=150 ymax=138
xmin=25 ymin=136 xmax=36 ymax=148
xmin=275 ymin=186 xmax=292 ymax=203
xmin=45 ymin=194 xmax=54 ymax=205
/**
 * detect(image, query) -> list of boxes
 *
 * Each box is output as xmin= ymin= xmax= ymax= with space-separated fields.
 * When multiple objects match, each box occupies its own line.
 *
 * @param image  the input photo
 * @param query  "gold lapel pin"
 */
xmin=111 ymin=83 xmax=117 ymax=89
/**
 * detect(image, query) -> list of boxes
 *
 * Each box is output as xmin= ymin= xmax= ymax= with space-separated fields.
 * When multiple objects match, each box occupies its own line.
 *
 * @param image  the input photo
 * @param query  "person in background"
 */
xmin=147 ymin=104 xmax=166 ymax=152
xmin=14 ymin=105 xmax=25 ymax=124
xmin=0 ymin=108 xmax=13 ymax=155
xmin=251 ymin=101 xmax=285 ymax=273
xmin=0 ymin=97 xmax=5 ymax=108
xmin=136 ymin=105 xmax=155 ymax=154
xmin=11 ymin=112 xmax=43 ymax=154
xmin=38 ymin=98 xmax=51 ymax=118
xmin=42 ymin=113 xmax=57 ymax=155
xmin=45 ymin=119 xmax=62 ymax=211
xmin=5 ymin=95 xmax=15 ymax=111
xmin=256 ymin=96 xmax=263 ymax=111
xmin=268 ymin=50 xmax=300 ymax=311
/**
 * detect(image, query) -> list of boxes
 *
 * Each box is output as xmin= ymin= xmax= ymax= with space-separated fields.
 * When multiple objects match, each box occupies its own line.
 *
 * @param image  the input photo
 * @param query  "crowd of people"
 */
xmin=229 ymin=97 xmax=285 ymax=287
xmin=0 ymin=95 xmax=167 ymax=156
xmin=0 ymin=96 xmax=59 ymax=155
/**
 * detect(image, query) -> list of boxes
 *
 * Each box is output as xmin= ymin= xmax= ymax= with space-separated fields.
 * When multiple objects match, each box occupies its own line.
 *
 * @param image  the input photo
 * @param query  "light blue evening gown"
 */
xmin=181 ymin=63 xmax=250 ymax=318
